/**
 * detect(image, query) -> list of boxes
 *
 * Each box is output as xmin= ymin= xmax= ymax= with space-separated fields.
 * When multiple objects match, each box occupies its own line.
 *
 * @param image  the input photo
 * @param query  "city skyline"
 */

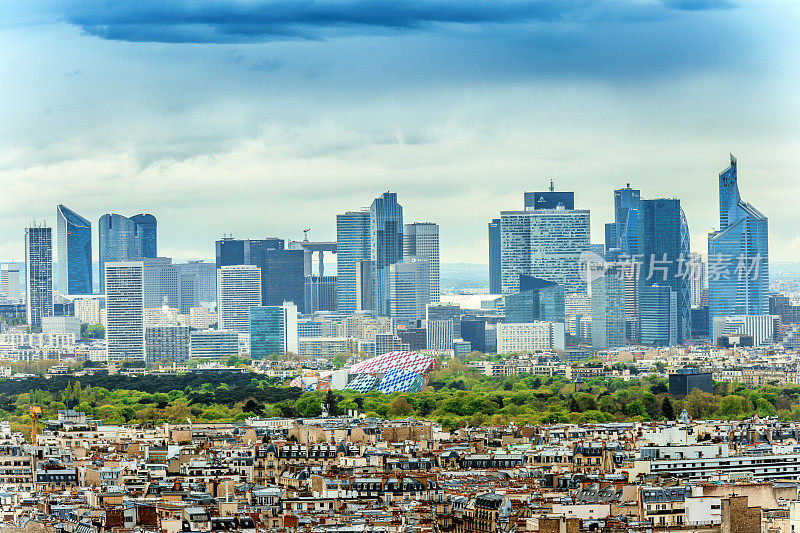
xmin=1 ymin=2 xmax=799 ymax=264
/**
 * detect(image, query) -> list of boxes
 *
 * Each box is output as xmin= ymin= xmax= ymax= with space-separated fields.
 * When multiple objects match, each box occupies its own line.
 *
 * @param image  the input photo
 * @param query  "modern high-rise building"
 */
xmin=389 ymin=256 xmax=430 ymax=322
xmin=488 ymin=218 xmax=501 ymax=294
xmin=690 ymin=254 xmax=708 ymax=308
xmin=25 ymin=225 xmax=53 ymax=327
xmin=604 ymin=184 xmax=640 ymax=261
xmin=336 ymin=210 xmax=371 ymax=313
xmin=427 ymin=302 xmax=461 ymax=339
xmin=98 ymin=213 xmax=157 ymax=293
xmin=175 ymin=261 xmax=217 ymax=304
xmin=304 ymin=275 xmax=337 ymax=313
xmin=591 ymin=264 xmax=626 ymax=350
xmin=190 ymin=329 xmax=239 ymax=359
xmin=426 ymin=320 xmax=453 ymax=351
xmin=523 ymin=184 xmax=575 ymax=210
xmin=460 ymin=317 xmax=486 ymax=353
xmin=496 ymin=321 xmax=565 ymax=353
xmin=105 ymin=261 xmax=145 ymax=362
xmin=130 ymin=214 xmax=157 ymax=258
xmin=639 ymin=284 xmax=678 ymax=347
xmin=1 ymin=264 xmax=21 ymax=302
xmin=249 ymin=302 xmax=298 ymax=359
xmin=403 ymin=222 xmax=439 ymax=303
xmin=370 ymin=192 xmax=404 ymax=317
xmin=637 ymin=198 xmax=691 ymax=343
xmin=216 ymin=237 xmax=305 ymax=313
xmin=708 ymin=155 xmax=769 ymax=327
xmin=500 ymin=200 xmax=590 ymax=296
xmin=217 ymin=265 xmax=262 ymax=334
xmin=56 ymin=205 xmax=92 ymax=295
xmin=504 ymin=275 xmax=565 ymax=324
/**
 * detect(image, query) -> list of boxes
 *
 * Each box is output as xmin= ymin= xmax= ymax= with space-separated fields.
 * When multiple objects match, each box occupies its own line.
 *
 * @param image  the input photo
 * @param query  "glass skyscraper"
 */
xmin=708 ymin=155 xmax=769 ymax=326
xmin=98 ymin=213 xmax=157 ymax=293
xmin=403 ymin=222 xmax=439 ymax=304
xmin=336 ymin=210 xmax=371 ymax=313
xmin=130 ymin=214 xmax=157 ymax=258
xmin=504 ymin=275 xmax=565 ymax=324
xmin=591 ymin=264 xmax=626 ymax=350
xmin=56 ymin=204 xmax=92 ymax=295
xmin=604 ymin=184 xmax=640 ymax=260
xmin=370 ymin=192 xmax=403 ymax=317
xmin=637 ymin=198 xmax=691 ymax=344
xmin=249 ymin=302 xmax=298 ymax=358
xmin=500 ymin=205 xmax=590 ymax=296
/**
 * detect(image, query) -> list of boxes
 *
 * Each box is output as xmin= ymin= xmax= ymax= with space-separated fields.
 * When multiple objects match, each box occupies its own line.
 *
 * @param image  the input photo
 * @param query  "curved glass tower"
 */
xmin=708 ymin=155 xmax=769 ymax=328
xmin=131 ymin=213 xmax=157 ymax=258
xmin=370 ymin=192 xmax=404 ymax=317
xmin=56 ymin=205 xmax=93 ymax=295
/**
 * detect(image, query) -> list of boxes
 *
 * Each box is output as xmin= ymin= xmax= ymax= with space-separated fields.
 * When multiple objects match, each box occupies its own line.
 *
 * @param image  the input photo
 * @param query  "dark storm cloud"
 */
xmin=36 ymin=0 xmax=737 ymax=44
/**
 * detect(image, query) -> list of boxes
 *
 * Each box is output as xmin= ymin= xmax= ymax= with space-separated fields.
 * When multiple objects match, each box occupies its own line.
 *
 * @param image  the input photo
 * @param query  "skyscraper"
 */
xmin=215 ymin=237 xmax=305 ymax=313
xmin=56 ymin=205 xmax=92 ymax=295
xmin=389 ymin=256 xmax=430 ymax=322
xmin=370 ymin=192 xmax=404 ymax=317
xmin=637 ymin=198 xmax=691 ymax=344
xmin=304 ymin=276 xmax=337 ymax=313
xmin=25 ymin=225 xmax=53 ymax=327
xmin=217 ymin=265 xmax=262 ymax=334
xmin=604 ymin=184 xmax=640 ymax=260
xmin=98 ymin=213 xmax=157 ymax=293
xmin=403 ymin=222 xmax=439 ymax=303
xmin=1 ymin=264 xmax=21 ymax=302
xmin=249 ymin=302 xmax=298 ymax=359
xmin=130 ymin=214 xmax=157 ymax=258
xmin=639 ymin=284 xmax=678 ymax=346
xmin=488 ymin=218 xmax=501 ymax=294
xmin=708 ymin=155 xmax=769 ymax=326
xmin=336 ymin=210 xmax=371 ymax=313
xmin=591 ymin=264 xmax=626 ymax=350
xmin=105 ymin=261 xmax=145 ymax=362
xmin=504 ymin=275 xmax=565 ymax=324
xmin=500 ymin=197 xmax=590 ymax=296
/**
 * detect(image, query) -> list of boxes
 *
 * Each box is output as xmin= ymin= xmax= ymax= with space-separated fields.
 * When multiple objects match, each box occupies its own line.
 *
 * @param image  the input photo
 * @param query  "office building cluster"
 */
xmin=1 ymin=156 xmax=795 ymax=365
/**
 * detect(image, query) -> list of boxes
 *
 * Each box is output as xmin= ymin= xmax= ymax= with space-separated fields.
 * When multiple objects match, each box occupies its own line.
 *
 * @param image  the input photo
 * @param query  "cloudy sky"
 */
xmin=1 ymin=0 xmax=799 ymax=266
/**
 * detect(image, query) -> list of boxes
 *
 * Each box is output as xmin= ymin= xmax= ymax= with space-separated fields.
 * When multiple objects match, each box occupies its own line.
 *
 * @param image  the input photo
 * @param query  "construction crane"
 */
xmin=303 ymin=228 xmax=311 ymax=241
xmin=29 ymin=406 xmax=41 ymax=443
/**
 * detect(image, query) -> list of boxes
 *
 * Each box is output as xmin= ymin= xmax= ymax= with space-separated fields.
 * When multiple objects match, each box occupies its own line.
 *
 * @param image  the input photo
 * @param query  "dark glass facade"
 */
xmin=370 ymin=192 xmax=403 ymax=317
xmin=131 ymin=214 xmax=157 ymax=258
xmin=637 ymin=198 xmax=691 ymax=343
xmin=460 ymin=317 xmax=486 ymax=353
xmin=504 ymin=275 xmax=565 ymax=324
xmin=523 ymin=191 xmax=575 ymax=210
xmin=98 ymin=213 xmax=157 ymax=293
xmin=215 ymin=237 xmax=305 ymax=313
xmin=56 ymin=205 xmax=92 ymax=295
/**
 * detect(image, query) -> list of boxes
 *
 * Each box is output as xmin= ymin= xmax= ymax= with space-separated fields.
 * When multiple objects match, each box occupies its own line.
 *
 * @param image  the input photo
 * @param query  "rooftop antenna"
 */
xmin=549 ymin=180 xmax=554 ymax=193
xmin=303 ymin=228 xmax=311 ymax=241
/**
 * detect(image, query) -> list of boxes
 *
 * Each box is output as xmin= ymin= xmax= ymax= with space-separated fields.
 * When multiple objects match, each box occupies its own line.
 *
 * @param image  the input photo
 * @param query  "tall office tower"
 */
xmin=141 ymin=257 xmax=180 ymax=308
xmin=130 ymin=214 xmax=157 ymax=258
xmin=427 ymin=302 xmax=461 ymax=339
xmin=175 ymin=260 xmax=216 ymax=304
xmin=505 ymin=275 xmax=565 ymax=324
xmin=591 ymin=264 xmax=626 ymax=350
xmin=216 ymin=237 xmax=305 ymax=313
xmin=604 ymin=185 xmax=640 ymax=260
xmin=217 ymin=265 xmax=261 ymax=334
xmin=690 ymin=254 xmax=708 ymax=308
xmin=105 ymin=261 xmax=145 ymax=362
xmin=179 ymin=273 xmax=199 ymax=314
xmin=336 ymin=210 xmax=371 ymax=313
xmin=249 ymin=302 xmax=298 ymax=359
xmin=622 ymin=262 xmax=640 ymax=343
xmin=1 ymin=264 xmax=21 ymax=301
xmin=500 ymin=197 xmax=590 ymax=296
xmin=403 ymin=222 xmax=439 ymax=303
xmin=639 ymin=284 xmax=678 ymax=346
xmin=637 ymin=198 xmax=691 ymax=344
xmin=56 ymin=205 xmax=92 ymax=295
xmin=460 ymin=317 xmax=486 ymax=353
xmin=389 ymin=256 xmax=430 ymax=322
xmin=355 ymin=259 xmax=373 ymax=312
xmin=488 ymin=218 xmax=501 ymax=294
xmin=25 ymin=225 xmax=53 ymax=327
xmin=304 ymin=275 xmax=337 ymax=313
xmin=370 ymin=192 xmax=404 ymax=317
xmin=708 ymin=155 xmax=769 ymax=326
xmin=98 ymin=213 xmax=157 ymax=293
